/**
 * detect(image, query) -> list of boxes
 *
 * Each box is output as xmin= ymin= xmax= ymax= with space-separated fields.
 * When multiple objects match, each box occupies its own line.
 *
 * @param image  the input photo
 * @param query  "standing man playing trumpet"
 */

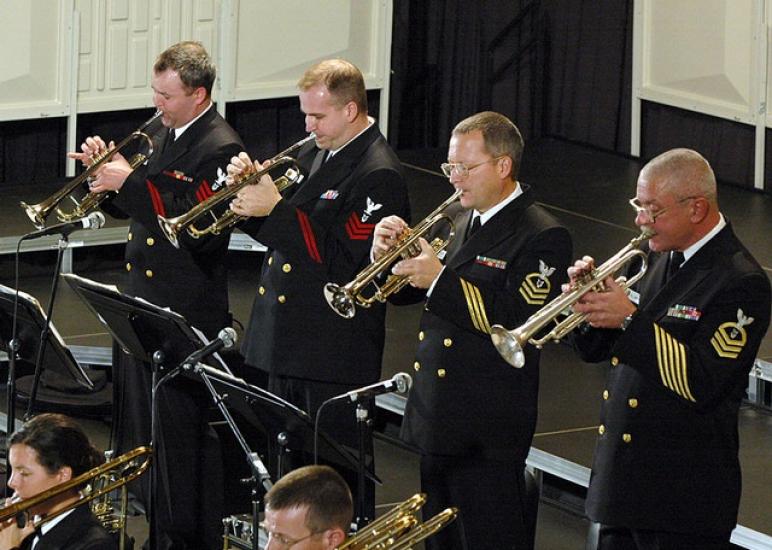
xmin=372 ymin=111 xmax=572 ymax=550
xmin=566 ymin=149 xmax=770 ymax=549
xmin=69 ymin=41 xmax=244 ymax=549
xmin=226 ymin=59 xmax=410 ymax=516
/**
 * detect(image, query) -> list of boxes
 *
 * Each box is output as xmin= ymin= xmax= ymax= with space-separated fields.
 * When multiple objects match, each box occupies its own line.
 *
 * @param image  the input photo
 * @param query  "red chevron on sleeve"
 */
xmin=195 ymin=179 xmax=215 ymax=203
xmin=146 ymin=180 xmax=166 ymax=217
xmin=296 ymin=209 xmax=322 ymax=263
xmin=345 ymin=212 xmax=375 ymax=240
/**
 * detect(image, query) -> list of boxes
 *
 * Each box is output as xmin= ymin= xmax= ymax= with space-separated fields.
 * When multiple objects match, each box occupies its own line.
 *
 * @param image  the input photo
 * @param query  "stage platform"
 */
xmin=0 ymin=137 xmax=770 ymax=549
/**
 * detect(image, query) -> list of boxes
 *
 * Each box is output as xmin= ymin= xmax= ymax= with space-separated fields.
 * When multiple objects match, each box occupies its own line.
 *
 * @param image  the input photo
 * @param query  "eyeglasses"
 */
xmin=440 ymin=156 xmax=504 ymax=179
xmin=259 ymin=522 xmax=322 ymax=548
xmin=628 ymin=195 xmax=698 ymax=222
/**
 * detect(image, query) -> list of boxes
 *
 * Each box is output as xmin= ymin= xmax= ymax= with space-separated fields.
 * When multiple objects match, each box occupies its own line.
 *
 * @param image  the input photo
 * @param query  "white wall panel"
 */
xmin=639 ymin=0 xmax=758 ymax=124
xmin=230 ymin=0 xmax=389 ymax=101
xmin=0 ymin=0 xmax=71 ymax=121
xmin=0 ymin=0 xmax=393 ymax=121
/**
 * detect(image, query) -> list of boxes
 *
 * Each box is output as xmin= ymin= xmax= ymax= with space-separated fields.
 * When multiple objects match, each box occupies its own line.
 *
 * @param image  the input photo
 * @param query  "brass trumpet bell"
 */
xmin=157 ymin=134 xmax=315 ymax=248
xmin=20 ymin=111 xmax=162 ymax=228
xmin=324 ymin=188 xmax=462 ymax=319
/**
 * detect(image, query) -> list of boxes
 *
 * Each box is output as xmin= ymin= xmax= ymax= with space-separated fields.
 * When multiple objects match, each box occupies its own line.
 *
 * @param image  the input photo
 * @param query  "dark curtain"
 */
xmin=541 ymin=0 xmax=633 ymax=153
xmin=0 ymin=118 xmax=68 ymax=185
xmin=389 ymin=0 xmax=541 ymax=151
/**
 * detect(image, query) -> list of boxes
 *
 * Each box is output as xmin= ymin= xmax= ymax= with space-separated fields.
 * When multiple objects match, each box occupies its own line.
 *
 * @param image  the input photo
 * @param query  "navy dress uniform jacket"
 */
xmin=105 ymin=106 xmax=244 ymax=337
xmin=20 ymin=505 xmax=117 ymax=550
xmin=574 ymin=223 xmax=771 ymax=537
xmin=399 ymin=186 xmax=573 ymax=459
xmin=240 ymin=123 xmax=410 ymax=385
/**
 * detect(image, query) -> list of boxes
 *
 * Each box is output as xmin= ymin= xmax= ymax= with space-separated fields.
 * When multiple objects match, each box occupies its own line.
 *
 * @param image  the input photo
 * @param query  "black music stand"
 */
xmin=62 ymin=273 xmax=231 ymax=545
xmin=194 ymin=364 xmax=377 ymax=548
xmin=0 ymin=284 xmax=95 ymax=434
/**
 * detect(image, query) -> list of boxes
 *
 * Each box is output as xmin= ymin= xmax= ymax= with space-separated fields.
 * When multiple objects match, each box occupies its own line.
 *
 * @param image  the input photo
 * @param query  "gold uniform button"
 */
xmin=622 ymin=433 xmax=632 ymax=443
xmin=146 ymin=237 xmax=155 ymax=246
xmin=145 ymin=270 xmax=153 ymax=278
xmin=628 ymin=398 xmax=639 ymax=409
xmin=598 ymin=424 xmax=605 ymax=435
xmin=282 ymin=263 xmax=292 ymax=273
xmin=268 ymin=256 xmax=273 ymax=266
xmin=125 ymin=262 xmax=132 ymax=272
xmin=603 ymin=390 xmax=609 ymax=400
xmin=414 ymin=361 xmax=421 ymax=372
xmin=418 ymin=331 xmax=425 ymax=341
xmin=258 ymin=286 xmax=266 ymax=295
xmin=278 ymin=295 xmax=286 ymax=304
xmin=437 ymin=369 xmax=446 ymax=378
xmin=611 ymin=356 xmax=619 ymax=366
xmin=443 ymin=338 xmax=453 ymax=348
xmin=127 ymin=232 xmax=133 ymax=241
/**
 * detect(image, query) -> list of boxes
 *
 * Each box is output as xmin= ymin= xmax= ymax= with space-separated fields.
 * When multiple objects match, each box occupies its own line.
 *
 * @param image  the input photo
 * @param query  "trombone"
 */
xmin=490 ymin=231 xmax=652 ymax=368
xmin=0 ymin=446 xmax=151 ymax=538
xmin=157 ymin=133 xmax=315 ymax=248
xmin=20 ymin=111 xmax=162 ymax=229
xmin=324 ymin=189 xmax=462 ymax=319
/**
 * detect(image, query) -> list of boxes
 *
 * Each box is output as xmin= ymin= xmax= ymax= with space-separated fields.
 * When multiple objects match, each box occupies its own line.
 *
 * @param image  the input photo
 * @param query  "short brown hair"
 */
xmin=453 ymin=111 xmax=524 ymax=181
xmin=154 ymin=41 xmax=216 ymax=96
xmin=264 ymin=465 xmax=353 ymax=533
xmin=297 ymin=59 xmax=368 ymax=114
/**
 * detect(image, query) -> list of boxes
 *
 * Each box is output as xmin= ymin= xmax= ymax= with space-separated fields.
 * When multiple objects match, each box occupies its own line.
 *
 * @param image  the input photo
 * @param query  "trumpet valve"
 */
xmin=323 ymin=283 xmax=357 ymax=319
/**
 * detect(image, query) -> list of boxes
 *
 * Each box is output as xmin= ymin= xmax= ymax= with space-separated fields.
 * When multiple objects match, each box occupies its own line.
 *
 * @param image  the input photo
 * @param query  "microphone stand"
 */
xmin=193 ymin=364 xmax=272 ymax=550
xmin=24 ymin=236 xmax=69 ymax=420
xmin=355 ymin=402 xmax=373 ymax=529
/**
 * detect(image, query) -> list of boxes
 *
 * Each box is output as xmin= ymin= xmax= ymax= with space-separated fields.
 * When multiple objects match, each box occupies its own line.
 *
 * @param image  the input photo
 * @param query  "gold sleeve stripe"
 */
xmin=460 ymin=278 xmax=492 ymax=334
xmin=653 ymin=324 xmax=696 ymax=402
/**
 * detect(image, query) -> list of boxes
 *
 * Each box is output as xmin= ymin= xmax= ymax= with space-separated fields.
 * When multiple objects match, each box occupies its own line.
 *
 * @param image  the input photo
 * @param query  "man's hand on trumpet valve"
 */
xmin=563 ymin=255 xmax=637 ymax=329
xmin=372 ymin=215 xmax=409 ymax=261
xmin=391 ymin=238 xmax=443 ymax=289
xmin=67 ymin=137 xmax=132 ymax=193
xmin=226 ymin=152 xmax=281 ymax=217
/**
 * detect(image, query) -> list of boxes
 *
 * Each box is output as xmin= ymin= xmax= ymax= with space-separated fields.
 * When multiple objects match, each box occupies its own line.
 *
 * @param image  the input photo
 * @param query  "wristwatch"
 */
xmin=621 ymin=313 xmax=635 ymax=331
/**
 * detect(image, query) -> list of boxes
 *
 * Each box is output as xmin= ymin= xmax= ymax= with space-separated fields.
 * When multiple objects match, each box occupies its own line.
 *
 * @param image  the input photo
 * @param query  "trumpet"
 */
xmin=0 ymin=446 xmax=151 ymax=537
xmin=20 ymin=111 xmax=162 ymax=228
xmin=338 ymin=493 xmax=457 ymax=550
xmin=157 ymin=133 xmax=315 ymax=248
xmin=324 ymin=189 xmax=462 ymax=319
xmin=490 ymin=230 xmax=653 ymax=368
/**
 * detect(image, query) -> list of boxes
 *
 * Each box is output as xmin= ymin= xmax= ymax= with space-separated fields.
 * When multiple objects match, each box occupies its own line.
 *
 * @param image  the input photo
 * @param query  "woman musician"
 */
xmin=0 ymin=413 xmax=116 ymax=550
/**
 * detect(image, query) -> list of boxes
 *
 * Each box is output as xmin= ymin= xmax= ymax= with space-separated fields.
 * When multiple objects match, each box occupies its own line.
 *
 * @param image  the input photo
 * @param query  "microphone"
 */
xmin=22 ymin=211 xmax=105 ymax=240
xmin=333 ymin=372 xmax=413 ymax=403
xmin=182 ymin=327 xmax=237 ymax=368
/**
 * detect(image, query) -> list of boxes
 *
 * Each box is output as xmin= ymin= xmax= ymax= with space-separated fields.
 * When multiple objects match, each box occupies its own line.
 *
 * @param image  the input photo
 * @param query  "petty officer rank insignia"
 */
xmin=475 ymin=255 xmax=507 ymax=269
xmin=667 ymin=304 xmax=702 ymax=321
xmin=162 ymin=170 xmax=194 ymax=183
xmin=711 ymin=308 xmax=754 ymax=359
xmin=519 ymin=259 xmax=555 ymax=305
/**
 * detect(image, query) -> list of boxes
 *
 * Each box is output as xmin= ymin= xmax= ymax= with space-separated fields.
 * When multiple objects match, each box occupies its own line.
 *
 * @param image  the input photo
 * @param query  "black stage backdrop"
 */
xmin=0 ymin=0 xmax=768 ymax=191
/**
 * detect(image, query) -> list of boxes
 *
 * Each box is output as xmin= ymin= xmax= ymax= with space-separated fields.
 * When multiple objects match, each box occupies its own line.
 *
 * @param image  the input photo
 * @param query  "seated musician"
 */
xmin=0 ymin=413 xmax=117 ymax=550
xmin=261 ymin=465 xmax=352 ymax=550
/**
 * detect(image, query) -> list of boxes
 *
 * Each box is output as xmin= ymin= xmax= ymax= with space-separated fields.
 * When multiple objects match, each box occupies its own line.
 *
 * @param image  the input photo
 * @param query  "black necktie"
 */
xmin=667 ymin=251 xmax=684 ymax=281
xmin=161 ymin=128 xmax=175 ymax=155
xmin=466 ymin=216 xmax=481 ymax=241
xmin=309 ymin=149 xmax=326 ymax=178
